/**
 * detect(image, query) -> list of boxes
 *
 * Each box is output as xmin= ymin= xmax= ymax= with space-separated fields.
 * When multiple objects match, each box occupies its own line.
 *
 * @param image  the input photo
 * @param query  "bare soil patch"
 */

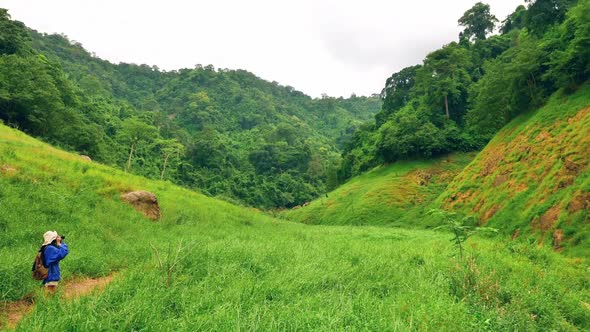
xmin=532 ymin=205 xmax=561 ymax=232
xmin=0 ymin=164 xmax=17 ymax=175
xmin=493 ymin=173 xmax=510 ymax=187
xmin=1 ymin=300 xmax=33 ymax=330
xmin=568 ymin=192 xmax=590 ymax=213
xmin=0 ymin=275 xmax=115 ymax=330
xmin=481 ymin=205 xmax=501 ymax=224
xmin=553 ymin=229 xmax=565 ymax=250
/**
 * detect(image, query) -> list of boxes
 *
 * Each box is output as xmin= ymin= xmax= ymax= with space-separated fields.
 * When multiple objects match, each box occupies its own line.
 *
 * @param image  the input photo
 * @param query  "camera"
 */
xmin=59 ymin=234 xmax=66 ymax=240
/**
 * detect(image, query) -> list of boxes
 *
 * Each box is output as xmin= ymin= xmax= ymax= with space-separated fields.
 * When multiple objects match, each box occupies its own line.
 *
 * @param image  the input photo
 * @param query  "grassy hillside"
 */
xmin=1 ymin=124 xmax=590 ymax=331
xmin=439 ymin=85 xmax=590 ymax=255
xmin=282 ymin=153 xmax=475 ymax=227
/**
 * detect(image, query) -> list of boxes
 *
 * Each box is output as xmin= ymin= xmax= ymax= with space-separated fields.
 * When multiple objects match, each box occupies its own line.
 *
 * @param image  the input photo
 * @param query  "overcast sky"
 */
xmin=1 ymin=0 xmax=524 ymax=97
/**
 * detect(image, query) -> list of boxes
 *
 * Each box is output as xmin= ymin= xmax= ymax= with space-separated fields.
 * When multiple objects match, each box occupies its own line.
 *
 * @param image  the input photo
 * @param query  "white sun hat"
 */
xmin=43 ymin=231 xmax=58 ymax=245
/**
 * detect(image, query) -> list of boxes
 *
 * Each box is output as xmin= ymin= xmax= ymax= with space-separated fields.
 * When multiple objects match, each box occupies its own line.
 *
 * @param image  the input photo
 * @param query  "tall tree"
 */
xmin=524 ymin=0 xmax=577 ymax=35
xmin=377 ymin=65 xmax=420 ymax=127
xmin=500 ymin=5 xmax=527 ymax=33
xmin=417 ymin=43 xmax=472 ymax=121
xmin=0 ymin=9 xmax=31 ymax=55
xmin=544 ymin=0 xmax=590 ymax=88
xmin=156 ymin=139 xmax=185 ymax=180
xmin=458 ymin=2 xmax=498 ymax=42
xmin=118 ymin=118 xmax=159 ymax=172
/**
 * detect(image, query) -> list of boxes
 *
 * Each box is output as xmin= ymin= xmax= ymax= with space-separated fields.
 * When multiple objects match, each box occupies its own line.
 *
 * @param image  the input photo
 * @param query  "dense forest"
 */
xmin=1 ymin=0 xmax=589 ymax=208
xmin=0 ymin=10 xmax=380 ymax=208
xmin=341 ymin=0 xmax=589 ymax=179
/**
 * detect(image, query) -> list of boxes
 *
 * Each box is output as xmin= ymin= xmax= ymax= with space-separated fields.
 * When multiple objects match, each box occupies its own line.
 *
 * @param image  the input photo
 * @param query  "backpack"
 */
xmin=32 ymin=246 xmax=48 ymax=280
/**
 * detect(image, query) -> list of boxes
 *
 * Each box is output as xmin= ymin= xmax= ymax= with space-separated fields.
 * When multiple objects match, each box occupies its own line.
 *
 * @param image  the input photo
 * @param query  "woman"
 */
xmin=41 ymin=230 xmax=69 ymax=292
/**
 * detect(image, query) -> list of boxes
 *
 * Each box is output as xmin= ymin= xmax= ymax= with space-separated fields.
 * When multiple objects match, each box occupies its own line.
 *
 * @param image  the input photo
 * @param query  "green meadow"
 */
xmin=281 ymin=153 xmax=475 ymax=227
xmin=1 ymin=124 xmax=590 ymax=331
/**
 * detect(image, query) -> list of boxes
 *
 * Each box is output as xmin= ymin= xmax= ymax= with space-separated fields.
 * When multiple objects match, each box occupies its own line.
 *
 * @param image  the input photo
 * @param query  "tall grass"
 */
xmin=1 ymin=124 xmax=589 ymax=331
xmin=282 ymin=153 xmax=475 ymax=227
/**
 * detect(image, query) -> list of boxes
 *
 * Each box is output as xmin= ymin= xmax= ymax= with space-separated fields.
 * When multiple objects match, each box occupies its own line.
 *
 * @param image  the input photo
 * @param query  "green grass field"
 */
xmin=281 ymin=153 xmax=475 ymax=227
xmin=1 ymin=124 xmax=590 ymax=331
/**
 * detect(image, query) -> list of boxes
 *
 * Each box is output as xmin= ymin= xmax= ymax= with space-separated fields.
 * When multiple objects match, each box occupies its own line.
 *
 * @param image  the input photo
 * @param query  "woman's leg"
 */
xmin=44 ymin=281 xmax=58 ymax=294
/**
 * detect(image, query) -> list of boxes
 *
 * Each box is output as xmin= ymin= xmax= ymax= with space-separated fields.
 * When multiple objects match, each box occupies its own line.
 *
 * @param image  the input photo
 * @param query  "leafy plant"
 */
xmin=430 ymin=209 xmax=497 ymax=259
xmin=149 ymin=240 xmax=190 ymax=287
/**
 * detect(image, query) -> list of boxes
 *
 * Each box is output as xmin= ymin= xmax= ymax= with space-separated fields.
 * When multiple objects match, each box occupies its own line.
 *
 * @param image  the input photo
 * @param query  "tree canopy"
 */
xmin=340 ymin=0 xmax=590 ymax=180
xmin=0 ymin=9 xmax=381 ymax=208
xmin=458 ymin=2 xmax=499 ymax=41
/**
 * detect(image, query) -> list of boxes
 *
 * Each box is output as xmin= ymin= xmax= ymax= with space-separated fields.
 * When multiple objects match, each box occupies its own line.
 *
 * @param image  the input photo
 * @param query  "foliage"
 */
xmin=544 ymin=0 xmax=590 ymax=90
xmin=341 ymin=0 xmax=590 ymax=180
xmin=416 ymin=43 xmax=472 ymax=122
xmin=0 ymin=9 xmax=381 ymax=209
xmin=458 ymin=2 xmax=499 ymax=42
xmin=500 ymin=5 xmax=527 ymax=33
xmin=524 ymin=0 xmax=578 ymax=35
xmin=430 ymin=209 xmax=497 ymax=259
xmin=376 ymin=65 xmax=420 ymax=127
xmin=377 ymin=108 xmax=447 ymax=162
xmin=439 ymin=84 xmax=590 ymax=255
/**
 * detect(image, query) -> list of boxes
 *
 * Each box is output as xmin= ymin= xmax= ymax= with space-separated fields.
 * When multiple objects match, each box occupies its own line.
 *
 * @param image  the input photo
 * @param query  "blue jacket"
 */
xmin=42 ymin=243 xmax=69 ymax=283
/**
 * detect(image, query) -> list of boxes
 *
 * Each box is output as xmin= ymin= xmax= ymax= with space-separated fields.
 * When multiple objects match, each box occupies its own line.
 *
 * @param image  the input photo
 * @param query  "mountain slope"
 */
xmin=438 ymin=85 xmax=590 ymax=254
xmin=282 ymin=153 xmax=475 ymax=226
xmin=26 ymin=31 xmax=381 ymax=208
xmin=0 ymin=7 xmax=382 ymax=210
xmin=1 ymin=122 xmax=590 ymax=330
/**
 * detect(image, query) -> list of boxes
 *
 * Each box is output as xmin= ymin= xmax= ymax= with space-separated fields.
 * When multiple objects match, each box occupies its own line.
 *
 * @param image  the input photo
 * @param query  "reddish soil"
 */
xmin=0 ymin=164 xmax=17 ymax=175
xmin=568 ymin=192 xmax=590 ymax=213
xmin=481 ymin=205 xmax=501 ymax=224
xmin=553 ymin=229 xmax=565 ymax=250
xmin=511 ymin=229 xmax=520 ymax=240
xmin=480 ymin=147 xmax=504 ymax=177
xmin=1 ymin=300 xmax=33 ymax=330
xmin=563 ymin=157 xmax=582 ymax=176
xmin=63 ymin=275 xmax=113 ymax=299
xmin=493 ymin=173 xmax=510 ymax=187
xmin=535 ymin=131 xmax=552 ymax=142
xmin=410 ymin=170 xmax=434 ymax=186
xmin=0 ymin=275 xmax=114 ymax=330
xmin=567 ymin=107 xmax=590 ymax=125
xmin=120 ymin=191 xmax=161 ymax=220
xmin=507 ymin=179 xmax=528 ymax=193
xmin=532 ymin=205 xmax=561 ymax=232
xmin=471 ymin=198 xmax=485 ymax=214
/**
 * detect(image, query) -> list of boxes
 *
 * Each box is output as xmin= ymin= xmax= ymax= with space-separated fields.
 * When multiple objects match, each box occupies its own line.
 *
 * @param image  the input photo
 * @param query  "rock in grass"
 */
xmin=120 ymin=191 xmax=161 ymax=220
xmin=80 ymin=155 xmax=92 ymax=162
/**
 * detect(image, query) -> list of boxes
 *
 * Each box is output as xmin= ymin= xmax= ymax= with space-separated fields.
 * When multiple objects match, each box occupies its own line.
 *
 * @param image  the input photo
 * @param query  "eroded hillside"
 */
xmin=282 ymin=153 xmax=475 ymax=226
xmin=439 ymin=85 xmax=590 ymax=254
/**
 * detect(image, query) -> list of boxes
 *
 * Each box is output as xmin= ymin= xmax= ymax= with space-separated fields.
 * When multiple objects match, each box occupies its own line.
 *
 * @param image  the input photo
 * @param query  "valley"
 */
xmin=1 ymin=0 xmax=590 ymax=330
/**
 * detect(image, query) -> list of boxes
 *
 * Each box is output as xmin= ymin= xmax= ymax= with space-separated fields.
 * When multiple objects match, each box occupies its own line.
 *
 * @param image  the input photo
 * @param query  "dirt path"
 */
xmin=0 ymin=274 xmax=114 ymax=330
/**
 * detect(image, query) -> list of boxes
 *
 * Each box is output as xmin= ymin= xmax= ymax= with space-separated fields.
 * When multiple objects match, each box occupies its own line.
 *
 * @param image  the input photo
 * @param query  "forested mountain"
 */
xmin=285 ymin=0 xmax=589 ymax=253
xmin=341 ymin=0 xmax=589 ymax=180
xmin=1 ymin=0 xmax=588 ymax=209
xmin=0 ymin=8 xmax=380 ymax=208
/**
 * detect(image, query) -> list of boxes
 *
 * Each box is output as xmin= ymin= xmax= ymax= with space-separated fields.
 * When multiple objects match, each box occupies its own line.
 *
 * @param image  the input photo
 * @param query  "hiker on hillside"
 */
xmin=40 ymin=231 xmax=69 ymax=292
